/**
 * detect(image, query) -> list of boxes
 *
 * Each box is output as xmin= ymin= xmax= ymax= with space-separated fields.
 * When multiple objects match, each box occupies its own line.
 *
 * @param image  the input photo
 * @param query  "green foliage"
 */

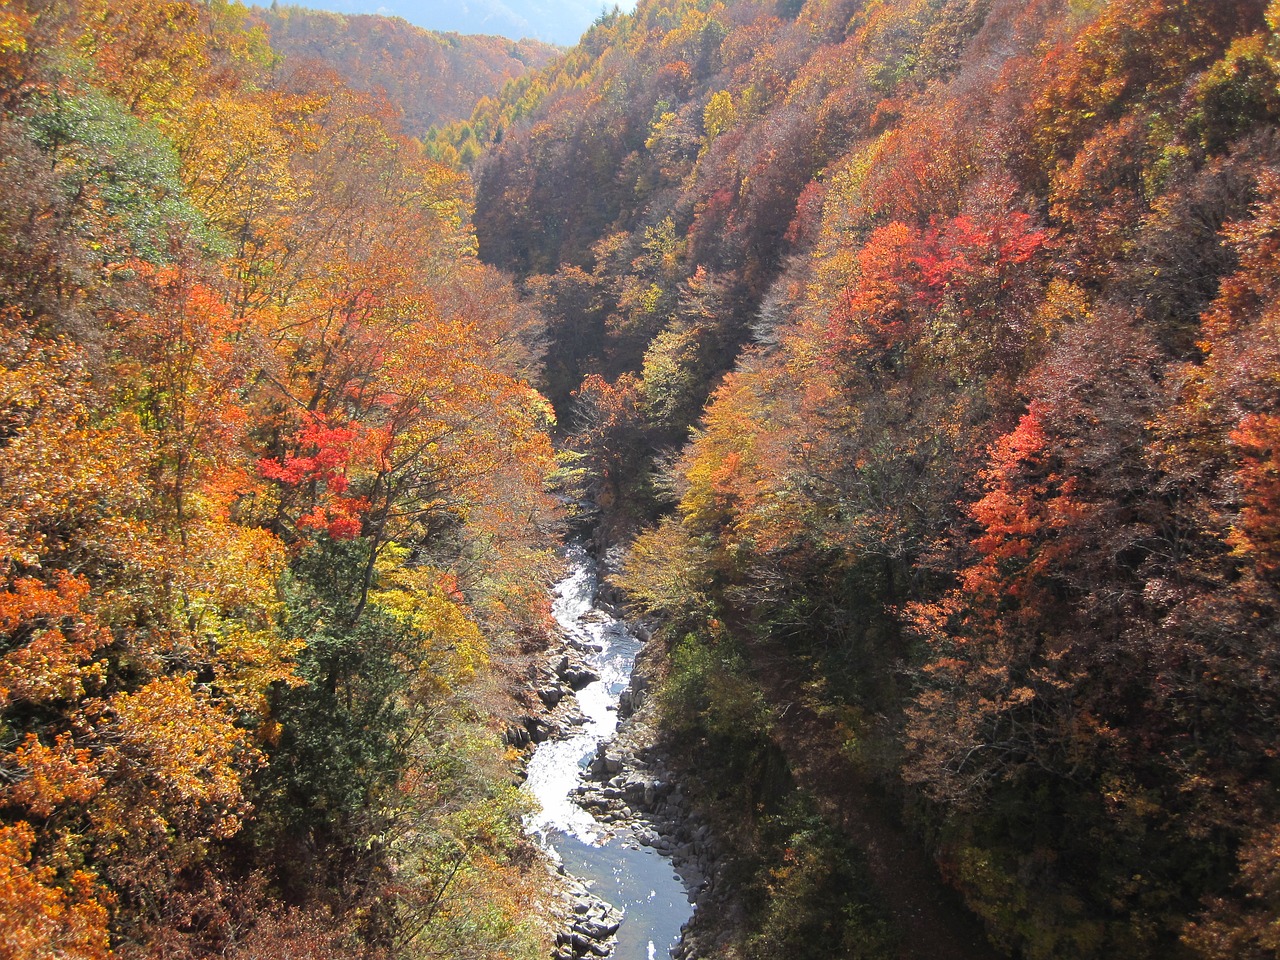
xmin=388 ymin=726 xmax=543 ymax=960
xmin=660 ymin=630 xmax=766 ymax=745
xmin=23 ymin=85 xmax=220 ymax=262
xmin=640 ymin=324 xmax=706 ymax=432
xmin=945 ymin=841 xmax=1107 ymax=960
xmin=653 ymin=626 xmax=898 ymax=960
xmin=1187 ymin=33 xmax=1280 ymax=153
xmin=258 ymin=541 xmax=407 ymax=834
xmin=255 ymin=530 xmax=543 ymax=955
xmin=745 ymin=804 xmax=899 ymax=960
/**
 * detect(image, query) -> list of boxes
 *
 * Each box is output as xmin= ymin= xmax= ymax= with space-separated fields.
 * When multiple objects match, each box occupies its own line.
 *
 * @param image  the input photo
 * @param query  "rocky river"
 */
xmin=516 ymin=547 xmax=724 ymax=960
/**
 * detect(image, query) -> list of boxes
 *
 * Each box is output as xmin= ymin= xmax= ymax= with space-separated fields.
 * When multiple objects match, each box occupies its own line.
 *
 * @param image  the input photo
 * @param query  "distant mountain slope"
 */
xmin=255 ymin=5 xmax=559 ymax=133
xmin=265 ymin=0 xmax=616 ymax=46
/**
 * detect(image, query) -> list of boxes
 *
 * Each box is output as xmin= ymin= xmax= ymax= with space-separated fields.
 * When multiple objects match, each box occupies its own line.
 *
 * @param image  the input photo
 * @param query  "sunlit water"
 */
xmin=523 ymin=547 xmax=690 ymax=959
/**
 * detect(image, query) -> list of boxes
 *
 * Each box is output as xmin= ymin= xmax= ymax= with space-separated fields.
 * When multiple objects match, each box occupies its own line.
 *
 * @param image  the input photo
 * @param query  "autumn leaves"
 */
xmin=1 ymin=1 xmax=557 ymax=955
xmin=468 ymin=0 xmax=1280 ymax=955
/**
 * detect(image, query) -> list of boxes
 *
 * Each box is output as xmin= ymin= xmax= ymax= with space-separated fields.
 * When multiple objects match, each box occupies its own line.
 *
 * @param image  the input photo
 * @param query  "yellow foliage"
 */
xmin=76 ymin=0 xmax=210 ymax=122
xmin=172 ymin=90 xmax=312 ymax=247
xmin=371 ymin=554 xmax=488 ymax=689
xmin=98 ymin=675 xmax=258 ymax=845
xmin=616 ymin=516 xmax=712 ymax=619
xmin=0 ymin=0 xmax=28 ymax=57
xmin=646 ymin=109 xmax=679 ymax=150
xmin=703 ymin=89 xmax=735 ymax=141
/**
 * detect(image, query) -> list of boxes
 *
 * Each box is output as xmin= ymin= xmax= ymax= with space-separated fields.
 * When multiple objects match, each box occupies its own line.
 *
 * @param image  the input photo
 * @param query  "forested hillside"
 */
xmin=255 ymin=5 xmax=559 ymax=134
xmin=454 ymin=0 xmax=1280 ymax=956
xmin=0 ymin=1 xmax=559 ymax=957
xmin=8 ymin=0 xmax=1280 ymax=958
xmin=265 ymin=0 xmax=611 ymax=47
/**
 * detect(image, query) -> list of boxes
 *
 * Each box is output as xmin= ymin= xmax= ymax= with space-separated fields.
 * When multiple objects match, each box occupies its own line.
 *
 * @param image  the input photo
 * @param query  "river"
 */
xmin=522 ymin=547 xmax=692 ymax=960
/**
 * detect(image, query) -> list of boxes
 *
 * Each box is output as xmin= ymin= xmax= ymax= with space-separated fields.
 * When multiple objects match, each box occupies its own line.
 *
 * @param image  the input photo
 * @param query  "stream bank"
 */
xmin=511 ymin=547 xmax=719 ymax=960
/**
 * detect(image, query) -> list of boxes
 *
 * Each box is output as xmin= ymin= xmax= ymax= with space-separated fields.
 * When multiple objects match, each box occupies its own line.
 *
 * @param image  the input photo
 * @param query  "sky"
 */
xmin=282 ymin=0 xmax=637 ymax=46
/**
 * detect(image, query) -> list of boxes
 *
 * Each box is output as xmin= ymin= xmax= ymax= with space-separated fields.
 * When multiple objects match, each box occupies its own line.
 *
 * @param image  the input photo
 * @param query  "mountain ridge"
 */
xmin=266 ymin=0 xmax=624 ymax=46
xmin=255 ymin=4 xmax=560 ymax=132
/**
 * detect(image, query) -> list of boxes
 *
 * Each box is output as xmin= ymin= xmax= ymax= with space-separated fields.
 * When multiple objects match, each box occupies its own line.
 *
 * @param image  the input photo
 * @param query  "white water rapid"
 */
xmin=523 ymin=547 xmax=691 ymax=960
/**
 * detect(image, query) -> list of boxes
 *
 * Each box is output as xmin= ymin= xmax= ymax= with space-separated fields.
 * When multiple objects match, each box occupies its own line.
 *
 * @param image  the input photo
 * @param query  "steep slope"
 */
xmin=467 ymin=0 xmax=1280 ymax=957
xmin=0 ymin=2 xmax=559 ymax=956
xmin=255 ymin=5 xmax=559 ymax=132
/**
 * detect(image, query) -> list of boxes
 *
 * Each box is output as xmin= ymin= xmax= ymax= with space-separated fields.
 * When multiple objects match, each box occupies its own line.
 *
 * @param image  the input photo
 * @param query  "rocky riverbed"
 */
xmin=508 ymin=548 xmax=727 ymax=960
xmin=568 ymin=629 xmax=733 ymax=960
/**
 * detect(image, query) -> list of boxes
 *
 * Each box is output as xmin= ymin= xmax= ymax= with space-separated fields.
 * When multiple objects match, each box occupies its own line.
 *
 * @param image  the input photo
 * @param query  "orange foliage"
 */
xmin=963 ymin=405 xmax=1087 ymax=602
xmin=827 ymin=220 xmax=922 ymax=357
xmin=0 ymin=573 xmax=107 ymax=707
xmin=856 ymin=96 xmax=979 ymax=224
xmin=5 ymin=734 xmax=101 ymax=818
xmin=0 ymin=823 xmax=111 ymax=960
xmin=1230 ymin=413 xmax=1280 ymax=578
xmin=1029 ymin=0 xmax=1268 ymax=171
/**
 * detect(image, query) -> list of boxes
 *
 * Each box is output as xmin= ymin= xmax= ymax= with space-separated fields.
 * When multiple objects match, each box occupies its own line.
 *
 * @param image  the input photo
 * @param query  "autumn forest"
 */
xmin=2 ymin=0 xmax=1280 ymax=959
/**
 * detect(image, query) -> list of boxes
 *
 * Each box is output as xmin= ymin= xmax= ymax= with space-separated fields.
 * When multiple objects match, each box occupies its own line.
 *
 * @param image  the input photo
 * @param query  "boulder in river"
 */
xmin=555 ymin=654 xmax=601 ymax=690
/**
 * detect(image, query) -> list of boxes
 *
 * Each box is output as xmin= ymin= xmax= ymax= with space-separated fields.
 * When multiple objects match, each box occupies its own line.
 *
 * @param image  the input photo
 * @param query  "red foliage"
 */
xmin=258 ymin=414 xmax=360 ymax=493
xmin=258 ymin=413 xmax=369 ymax=539
xmin=915 ymin=211 xmax=1051 ymax=307
xmin=784 ymin=179 xmax=828 ymax=248
xmin=826 ymin=207 xmax=1050 ymax=375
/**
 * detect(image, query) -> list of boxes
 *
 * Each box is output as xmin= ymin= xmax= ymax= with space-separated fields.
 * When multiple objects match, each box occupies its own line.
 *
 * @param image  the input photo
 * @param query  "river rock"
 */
xmin=555 ymin=655 xmax=601 ymax=690
xmin=504 ymin=724 xmax=531 ymax=747
xmin=552 ymin=878 xmax=623 ymax=960
xmin=538 ymin=683 xmax=567 ymax=708
xmin=616 ymin=672 xmax=651 ymax=719
xmin=524 ymin=715 xmax=555 ymax=743
xmin=573 ymin=916 xmax=622 ymax=940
